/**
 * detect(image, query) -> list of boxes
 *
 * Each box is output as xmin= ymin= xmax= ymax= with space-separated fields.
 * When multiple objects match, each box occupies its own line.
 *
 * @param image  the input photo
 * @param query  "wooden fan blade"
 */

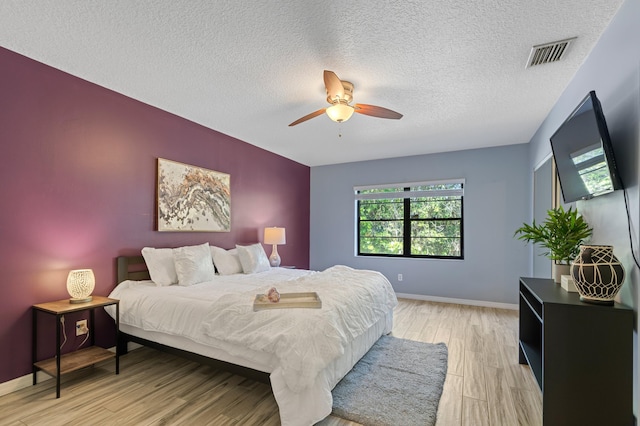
xmin=288 ymin=108 xmax=326 ymax=126
xmin=354 ymin=104 xmax=403 ymax=119
xmin=324 ymin=70 xmax=344 ymax=101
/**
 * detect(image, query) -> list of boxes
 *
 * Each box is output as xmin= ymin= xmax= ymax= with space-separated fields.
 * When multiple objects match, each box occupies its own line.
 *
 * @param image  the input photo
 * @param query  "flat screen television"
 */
xmin=550 ymin=90 xmax=623 ymax=203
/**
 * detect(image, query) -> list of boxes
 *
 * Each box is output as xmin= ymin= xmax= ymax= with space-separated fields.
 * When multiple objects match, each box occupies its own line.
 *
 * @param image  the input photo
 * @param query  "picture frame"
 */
xmin=157 ymin=158 xmax=231 ymax=232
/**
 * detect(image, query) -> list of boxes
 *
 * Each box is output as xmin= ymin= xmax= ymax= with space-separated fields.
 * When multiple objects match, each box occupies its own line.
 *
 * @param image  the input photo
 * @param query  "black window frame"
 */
xmin=356 ymin=181 xmax=464 ymax=259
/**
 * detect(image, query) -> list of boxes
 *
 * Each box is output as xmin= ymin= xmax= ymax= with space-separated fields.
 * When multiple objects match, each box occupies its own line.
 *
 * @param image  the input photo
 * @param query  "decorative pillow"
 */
xmin=141 ymin=247 xmax=178 ymax=286
xmin=236 ymin=243 xmax=271 ymax=274
xmin=210 ymin=246 xmax=243 ymax=275
xmin=173 ymin=243 xmax=216 ymax=286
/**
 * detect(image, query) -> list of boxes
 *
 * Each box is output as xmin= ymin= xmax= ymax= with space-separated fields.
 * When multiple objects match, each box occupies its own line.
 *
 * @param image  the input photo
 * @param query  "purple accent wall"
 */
xmin=0 ymin=47 xmax=310 ymax=383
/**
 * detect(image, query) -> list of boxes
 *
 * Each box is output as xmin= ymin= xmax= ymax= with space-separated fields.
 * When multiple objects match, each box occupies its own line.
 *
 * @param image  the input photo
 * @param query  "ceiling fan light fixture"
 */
xmin=288 ymin=70 xmax=402 ymax=127
xmin=326 ymin=103 xmax=354 ymax=123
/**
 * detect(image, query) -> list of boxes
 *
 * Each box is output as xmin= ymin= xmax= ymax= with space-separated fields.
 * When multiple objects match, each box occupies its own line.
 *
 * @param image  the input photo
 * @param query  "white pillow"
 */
xmin=141 ymin=247 xmax=178 ymax=286
xmin=173 ymin=243 xmax=216 ymax=286
xmin=236 ymin=243 xmax=271 ymax=274
xmin=210 ymin=246 xmax=243 ymax=275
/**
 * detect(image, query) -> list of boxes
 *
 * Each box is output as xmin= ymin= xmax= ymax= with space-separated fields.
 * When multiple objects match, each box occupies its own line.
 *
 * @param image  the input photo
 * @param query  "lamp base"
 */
xmin=269 ymin=245 xmax=281 ymax=267
xmin=69 ymin=296 xmax=93 ymax=304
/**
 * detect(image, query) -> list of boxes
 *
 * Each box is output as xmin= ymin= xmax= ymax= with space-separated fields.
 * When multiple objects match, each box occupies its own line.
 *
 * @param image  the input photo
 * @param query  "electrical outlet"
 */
xmin=76 ymin=319 xmax=88 ymax=336
xmin=397 ymin=274 xmax=403 ymax=282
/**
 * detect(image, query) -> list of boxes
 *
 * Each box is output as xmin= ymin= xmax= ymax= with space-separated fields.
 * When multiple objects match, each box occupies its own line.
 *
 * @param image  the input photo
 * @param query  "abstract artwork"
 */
xmin=157 ymin=158 xmax=231 ymax=232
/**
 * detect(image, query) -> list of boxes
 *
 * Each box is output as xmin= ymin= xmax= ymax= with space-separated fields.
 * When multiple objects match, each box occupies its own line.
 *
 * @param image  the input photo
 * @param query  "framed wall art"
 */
xmin=157 ymin=158 xmax=231 ymax=232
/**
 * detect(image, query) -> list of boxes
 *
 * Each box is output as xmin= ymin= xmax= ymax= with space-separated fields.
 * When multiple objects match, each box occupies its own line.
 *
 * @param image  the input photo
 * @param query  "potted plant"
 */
xmin=514 ymin=206 xmax=593 ymax=283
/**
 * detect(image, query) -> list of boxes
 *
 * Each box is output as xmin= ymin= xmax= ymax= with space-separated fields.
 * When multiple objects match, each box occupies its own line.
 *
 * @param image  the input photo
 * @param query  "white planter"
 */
xmin=552 ymin=263 xmax=570 ymax=284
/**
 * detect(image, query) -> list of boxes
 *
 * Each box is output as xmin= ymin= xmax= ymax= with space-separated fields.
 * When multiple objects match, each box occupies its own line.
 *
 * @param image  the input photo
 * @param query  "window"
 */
xmin=355 ymin=179 xmax=464 ymax=259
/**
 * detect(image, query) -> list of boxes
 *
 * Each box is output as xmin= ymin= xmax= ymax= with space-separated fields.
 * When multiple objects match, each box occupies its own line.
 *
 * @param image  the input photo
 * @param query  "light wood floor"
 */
xmin=0 ymin=299 xmax=542 ymax=425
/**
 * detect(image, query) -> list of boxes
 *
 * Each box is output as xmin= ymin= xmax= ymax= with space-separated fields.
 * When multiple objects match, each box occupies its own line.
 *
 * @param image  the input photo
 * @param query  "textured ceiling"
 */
xmin=0 ymin=1 xmax=625 ymax=166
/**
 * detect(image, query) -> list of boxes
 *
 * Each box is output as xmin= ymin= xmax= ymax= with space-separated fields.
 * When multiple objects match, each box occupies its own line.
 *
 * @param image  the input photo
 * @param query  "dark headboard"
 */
xmin=117 ymin=255 xmax=151 ymax=284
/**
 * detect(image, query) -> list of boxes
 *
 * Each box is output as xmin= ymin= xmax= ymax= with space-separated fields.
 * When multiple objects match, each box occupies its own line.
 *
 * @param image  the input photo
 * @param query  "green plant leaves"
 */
xmin=514 ymin=206 xmax=593 ymax=264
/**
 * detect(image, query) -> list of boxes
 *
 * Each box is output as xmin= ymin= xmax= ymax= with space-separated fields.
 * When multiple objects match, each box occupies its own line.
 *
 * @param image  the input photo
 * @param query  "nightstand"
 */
xmin=32 ymin=296 xmax=119 ymax=398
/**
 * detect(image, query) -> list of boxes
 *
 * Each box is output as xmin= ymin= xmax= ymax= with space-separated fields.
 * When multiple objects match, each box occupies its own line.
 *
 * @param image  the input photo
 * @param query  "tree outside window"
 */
xmin=356 ymin=181 xmax=464 ymax=259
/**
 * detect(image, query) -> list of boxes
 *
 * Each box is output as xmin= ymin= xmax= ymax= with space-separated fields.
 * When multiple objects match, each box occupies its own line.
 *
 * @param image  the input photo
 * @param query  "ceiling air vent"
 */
xmin=526 ymin=37 xmax=576 ymax=68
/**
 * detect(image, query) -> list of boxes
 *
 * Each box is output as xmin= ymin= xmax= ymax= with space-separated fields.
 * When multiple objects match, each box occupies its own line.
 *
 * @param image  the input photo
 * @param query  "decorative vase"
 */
xmin=570 ymin=245 xmax=625 ymax=305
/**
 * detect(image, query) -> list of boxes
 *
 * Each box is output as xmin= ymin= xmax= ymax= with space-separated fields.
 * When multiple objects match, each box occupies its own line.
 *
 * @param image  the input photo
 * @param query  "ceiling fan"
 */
xmin=288 ymin=70 xmax=403 ymax=126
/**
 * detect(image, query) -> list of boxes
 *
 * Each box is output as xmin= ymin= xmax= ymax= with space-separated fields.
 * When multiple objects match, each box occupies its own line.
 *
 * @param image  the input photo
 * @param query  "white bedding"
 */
xmin=106 ymin=266 xmax=398 ymax=425
xmin=201 ymin=265 xmax=397 ymax=393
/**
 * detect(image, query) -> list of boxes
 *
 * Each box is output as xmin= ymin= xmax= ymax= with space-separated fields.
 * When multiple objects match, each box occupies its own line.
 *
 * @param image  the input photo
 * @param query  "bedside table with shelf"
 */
xmin=32 ymin=296 xmax=120 ymax=398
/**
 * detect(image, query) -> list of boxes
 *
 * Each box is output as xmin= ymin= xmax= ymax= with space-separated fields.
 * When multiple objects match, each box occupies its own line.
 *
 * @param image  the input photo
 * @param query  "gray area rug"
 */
xmin=332 ymin=335 xmax=448 ymax=426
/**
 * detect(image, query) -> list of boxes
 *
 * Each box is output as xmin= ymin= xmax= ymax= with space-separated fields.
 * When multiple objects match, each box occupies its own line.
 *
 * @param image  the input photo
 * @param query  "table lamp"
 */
xmin=67 ymin=269 xmax=95 ymax=304
xmin=264 ymin=227 xmax=286 ymax=267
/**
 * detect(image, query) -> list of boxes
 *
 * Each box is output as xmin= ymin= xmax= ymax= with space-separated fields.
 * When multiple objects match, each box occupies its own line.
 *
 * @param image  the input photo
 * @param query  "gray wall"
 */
xmin=532 ymin=157 xmax=553 ymax=277
xmin=527 ymin=0 xmax=640 ymax=415
xmin=310 ymin=144 xmax=530 ymax=305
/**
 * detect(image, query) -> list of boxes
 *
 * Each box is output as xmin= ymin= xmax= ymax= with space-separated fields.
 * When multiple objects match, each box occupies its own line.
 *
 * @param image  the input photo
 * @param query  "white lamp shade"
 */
xmin=67 ymin=269 xmax=95 ymax=303
xmin=264 ymin=227 xmax=286 ymax=245
xmin=326 ymin=103 xmax=354 ymax=122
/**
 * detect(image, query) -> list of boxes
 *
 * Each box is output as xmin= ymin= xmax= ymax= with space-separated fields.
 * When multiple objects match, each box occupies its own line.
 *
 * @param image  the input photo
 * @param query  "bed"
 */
xmin=107 ymin=250 xmax=397 ymax=426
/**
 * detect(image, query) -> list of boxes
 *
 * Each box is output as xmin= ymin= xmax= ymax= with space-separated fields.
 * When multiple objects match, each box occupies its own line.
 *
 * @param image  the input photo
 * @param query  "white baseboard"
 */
xmin=0 ymin=371 xmax=52 ymax=397
xmin=0 ymin=345 xmax=122 ymax=398
xmin=395 ymin=292 xmax=518 ymax=310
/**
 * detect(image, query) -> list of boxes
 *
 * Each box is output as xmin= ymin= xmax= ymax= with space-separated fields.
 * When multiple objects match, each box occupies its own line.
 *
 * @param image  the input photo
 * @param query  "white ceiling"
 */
xmin=0 ymin=1 xmax=624 ymax=166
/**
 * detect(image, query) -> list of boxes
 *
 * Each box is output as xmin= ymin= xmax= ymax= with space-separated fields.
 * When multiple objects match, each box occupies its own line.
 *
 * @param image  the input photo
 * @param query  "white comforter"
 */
xmin=108 ymin=267 xmax=309 ymax=345
xmin=107 ymin=266 xmax=398 ymax=425
xmin=201 ymin=265 xmax=398 ymax=393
